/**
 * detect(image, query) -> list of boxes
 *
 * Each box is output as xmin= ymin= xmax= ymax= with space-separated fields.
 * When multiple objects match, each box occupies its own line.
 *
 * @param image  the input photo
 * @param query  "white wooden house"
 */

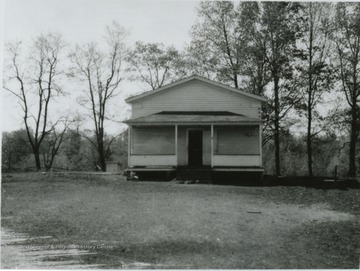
xmin=124 ymin=75 xmax=267 ymax=181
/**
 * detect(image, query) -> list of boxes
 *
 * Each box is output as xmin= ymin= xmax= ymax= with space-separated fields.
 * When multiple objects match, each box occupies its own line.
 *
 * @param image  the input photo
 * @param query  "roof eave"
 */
xmin=124 ymin=121 xmax=265 ymax=125
xmin=125 ymin=75 xmax=197 ymax=103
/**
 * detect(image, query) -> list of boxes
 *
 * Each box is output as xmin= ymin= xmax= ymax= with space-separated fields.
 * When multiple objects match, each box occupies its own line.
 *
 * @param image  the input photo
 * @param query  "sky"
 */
xmin=1 ymin=0 xmax=201 ymax=133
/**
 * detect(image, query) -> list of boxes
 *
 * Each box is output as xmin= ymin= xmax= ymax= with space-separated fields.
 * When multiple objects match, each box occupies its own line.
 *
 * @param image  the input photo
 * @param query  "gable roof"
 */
xmin=125 ymin=75 xmax=268 ymax=103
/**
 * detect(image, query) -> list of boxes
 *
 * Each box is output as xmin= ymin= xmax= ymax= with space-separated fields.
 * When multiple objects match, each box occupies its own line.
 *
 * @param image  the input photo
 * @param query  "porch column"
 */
xmin=128 ymin=126 xmax=131 ymax=167
xmin=211 ymin=124 xmax=214 ymax=168
xmin=175 ymin=125 xmax=178 ymax=164
xmin=259 ymin=124 xmax=262 ymax=167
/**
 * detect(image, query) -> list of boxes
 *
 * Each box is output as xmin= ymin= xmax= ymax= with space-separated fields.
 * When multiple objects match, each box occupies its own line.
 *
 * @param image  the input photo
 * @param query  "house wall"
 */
xmin=203 ymin=130 xmax=211 ymax=165
xmin=177 ymin=127 xmax=187 ymax=165
xmin=129 ymin=124 xmax=261 ymax=168
xmin=131 ymin=80 xmax=261 ymax=119
xmin=212 ymin=155 xmax=261 ymax=167
xmin=214 ymin=126 xmax=260 ymax=155
xmin=130 ymin=155 xmax=177 ymax=166
xmin=131 ymin=126 xmax=175 ymax=155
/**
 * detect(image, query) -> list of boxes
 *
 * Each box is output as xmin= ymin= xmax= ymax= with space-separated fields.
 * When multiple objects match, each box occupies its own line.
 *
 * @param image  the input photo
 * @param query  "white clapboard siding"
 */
xmin=131 ymin=80 xmax=261 ymax=119
xmin=131 ymin=126 xmax=175 ymax=155
xmin=215 ymin=126 xmax=260 ymax=155
xmin=130 ymin=155 xmax=177 ymax=166
xmin=177 ymin=127 xmax=187 ymax=165
xmin=213 ymin=155 xmax=261 ymax=167
xmin=203 ymin=130 xmax=211 ymax=165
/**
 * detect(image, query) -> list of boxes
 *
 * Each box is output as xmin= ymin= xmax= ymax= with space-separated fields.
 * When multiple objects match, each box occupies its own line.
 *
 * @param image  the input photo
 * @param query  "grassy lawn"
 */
xmin=1 ymin=172 xmax=360 ymax=269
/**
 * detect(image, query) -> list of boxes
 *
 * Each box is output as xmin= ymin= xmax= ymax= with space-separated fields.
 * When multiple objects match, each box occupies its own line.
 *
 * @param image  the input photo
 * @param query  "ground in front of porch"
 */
xmin=2 ymin=173 xmax=359 ymax=269
xmin=130 ymin=168 xmax=265 ymax=185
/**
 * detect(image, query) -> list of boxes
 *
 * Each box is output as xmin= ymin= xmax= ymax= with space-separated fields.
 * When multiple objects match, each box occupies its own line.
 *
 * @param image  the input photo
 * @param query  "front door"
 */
xmin=188 ymin=130 xmax=203 ymax=166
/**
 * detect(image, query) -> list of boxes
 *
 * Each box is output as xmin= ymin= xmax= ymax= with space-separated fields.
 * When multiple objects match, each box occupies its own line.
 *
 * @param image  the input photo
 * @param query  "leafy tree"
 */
xmin=263 ymin=132 xmax=347 ymax=177
xmin=189 ymin=1 xmax=304 ymax=177
xmin=4 ymin=33 xmax=66 ymax=171
xmin=65 ymin=128 xmax=81 ymax=167
xmin=260 ymin=2 xmax=303 ymax=176
xmin=295 ymin=2 xmax=334 ymax=176
xmin=183 ymin=41 xmax=218 ymax=80
xmin=238 ymin=1 xmax=270 ymax=95
xmin=104 ymin=129 xmax=128 ymax=169
xmin=190 ymin=1 xmax=242 ymax=88
xmin=126 ymin=42 xmax=186 ymax=89
xmin=2 ymin=129 xmax=32 ymax=171
xmin=69 ymin=22 xmax=126 ymax=171
xmin=331 ymin=2 xmax=360 ymax=177
xmin=188 ymin=1 xmax=271 ymax=94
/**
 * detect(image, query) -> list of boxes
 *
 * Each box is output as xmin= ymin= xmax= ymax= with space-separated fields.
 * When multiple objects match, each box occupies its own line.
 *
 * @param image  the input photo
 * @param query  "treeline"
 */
xmin=2 ymin=129 xmax=128 ymax=172
xmin=3 ymin=2 xmax=360 ymax=177
xmin=1 ymin=127 xmax=352 ymax=178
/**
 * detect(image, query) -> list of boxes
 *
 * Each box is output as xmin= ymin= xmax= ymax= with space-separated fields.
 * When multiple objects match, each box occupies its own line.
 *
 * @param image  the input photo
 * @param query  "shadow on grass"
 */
xmin=268 ymin=176 xmax=360 ymax=190
xmin=212 ymin=172 xmax=360 ymax=190
xmin=290 ymin=219 xmax=360 ymax=269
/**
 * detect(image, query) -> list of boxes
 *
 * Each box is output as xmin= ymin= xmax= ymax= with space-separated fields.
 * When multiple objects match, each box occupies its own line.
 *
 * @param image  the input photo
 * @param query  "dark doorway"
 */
xmin=188 ymin=130 xmax=203 ymax=166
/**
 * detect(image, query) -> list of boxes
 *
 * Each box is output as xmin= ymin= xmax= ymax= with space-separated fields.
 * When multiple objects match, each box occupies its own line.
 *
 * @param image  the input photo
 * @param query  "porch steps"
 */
xmin=176 ymin=167 xmax=212 ymax=183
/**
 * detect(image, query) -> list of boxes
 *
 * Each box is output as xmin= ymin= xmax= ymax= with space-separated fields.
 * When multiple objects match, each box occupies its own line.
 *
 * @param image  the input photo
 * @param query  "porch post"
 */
xmin=259 ymin=124 xmax=262 ymax=167
xmin=175 ymin=125 xmax=178 ymax=165
xmin=128 ymin=126 xmax=131 ymax=167
xmin=211 ymin=124 xmax=214 ymax=168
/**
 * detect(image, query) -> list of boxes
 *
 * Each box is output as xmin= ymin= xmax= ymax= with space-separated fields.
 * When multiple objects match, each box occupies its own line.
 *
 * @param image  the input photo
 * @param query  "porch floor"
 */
xmin=127 ymin=166 xmax=264 ymax=172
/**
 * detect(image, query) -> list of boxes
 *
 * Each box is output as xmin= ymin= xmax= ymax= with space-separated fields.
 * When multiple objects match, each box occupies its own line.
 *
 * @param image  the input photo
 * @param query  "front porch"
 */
xmin=127 ymin=124 xmax=263 ymax=168
xmin=125 ymin=112 xmax=264 ymax=182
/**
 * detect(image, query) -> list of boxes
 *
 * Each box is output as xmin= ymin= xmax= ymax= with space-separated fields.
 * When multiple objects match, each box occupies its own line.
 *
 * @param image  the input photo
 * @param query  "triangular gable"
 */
xmin=125 ymin=75 xmax=267 ymax=103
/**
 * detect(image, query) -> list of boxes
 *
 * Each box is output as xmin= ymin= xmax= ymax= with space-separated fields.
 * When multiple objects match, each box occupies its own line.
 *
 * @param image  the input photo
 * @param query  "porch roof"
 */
xmin=124 ymin=111 xmax=263 ymax=125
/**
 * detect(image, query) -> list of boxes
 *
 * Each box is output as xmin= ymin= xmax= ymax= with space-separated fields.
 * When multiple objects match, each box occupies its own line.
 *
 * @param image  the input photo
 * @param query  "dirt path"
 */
xmin=1 ymin=228 xmax=179 ymax=269
xmin=1 ymin=228 xmax=103 ymax=269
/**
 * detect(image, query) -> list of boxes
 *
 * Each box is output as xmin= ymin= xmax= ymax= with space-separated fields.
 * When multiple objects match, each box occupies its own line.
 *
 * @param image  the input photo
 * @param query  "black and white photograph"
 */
xmin=1 ymin=0 xmax=360 ymax=269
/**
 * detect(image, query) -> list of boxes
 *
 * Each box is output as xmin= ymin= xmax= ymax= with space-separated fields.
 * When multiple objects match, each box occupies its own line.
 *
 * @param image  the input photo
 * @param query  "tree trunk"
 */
xmin=33 ymin=147 xmax=41 ymax=171
xmin=97 ymin=134 xmax=106 ymax=172
xmin=307 ymin=110 xmax=313 ymax=177
xmin=233 ymin=73 xmax=239 ymax=89
xmin=348 ymin=106 xmax=358 ymax=177
xmin=307 ymin=6 xmax=314 ymax=178
xmin=45 ymin=155 xmax=55 ymax=172
xmin=348 ymin=48 xmax=359 ymax=177
xmin=274 ymin=76 xmax=281 ymax=176
xmin=98 ymin=145 xmax=106 ymax=172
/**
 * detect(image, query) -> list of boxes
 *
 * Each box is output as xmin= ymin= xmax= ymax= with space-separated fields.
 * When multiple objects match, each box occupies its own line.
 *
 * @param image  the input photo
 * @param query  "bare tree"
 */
xmin=69 ymin=22 xmax=126 ymax=171
xmin=41 ymin=119 xmax=70 ymax=171
xmin=4 ymin=33 xmax=66 ymax=171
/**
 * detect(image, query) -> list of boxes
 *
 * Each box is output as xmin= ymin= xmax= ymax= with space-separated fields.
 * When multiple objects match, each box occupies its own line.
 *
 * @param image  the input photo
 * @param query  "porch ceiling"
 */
xmin=124 ymin=111 xmax=263 ymax=125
